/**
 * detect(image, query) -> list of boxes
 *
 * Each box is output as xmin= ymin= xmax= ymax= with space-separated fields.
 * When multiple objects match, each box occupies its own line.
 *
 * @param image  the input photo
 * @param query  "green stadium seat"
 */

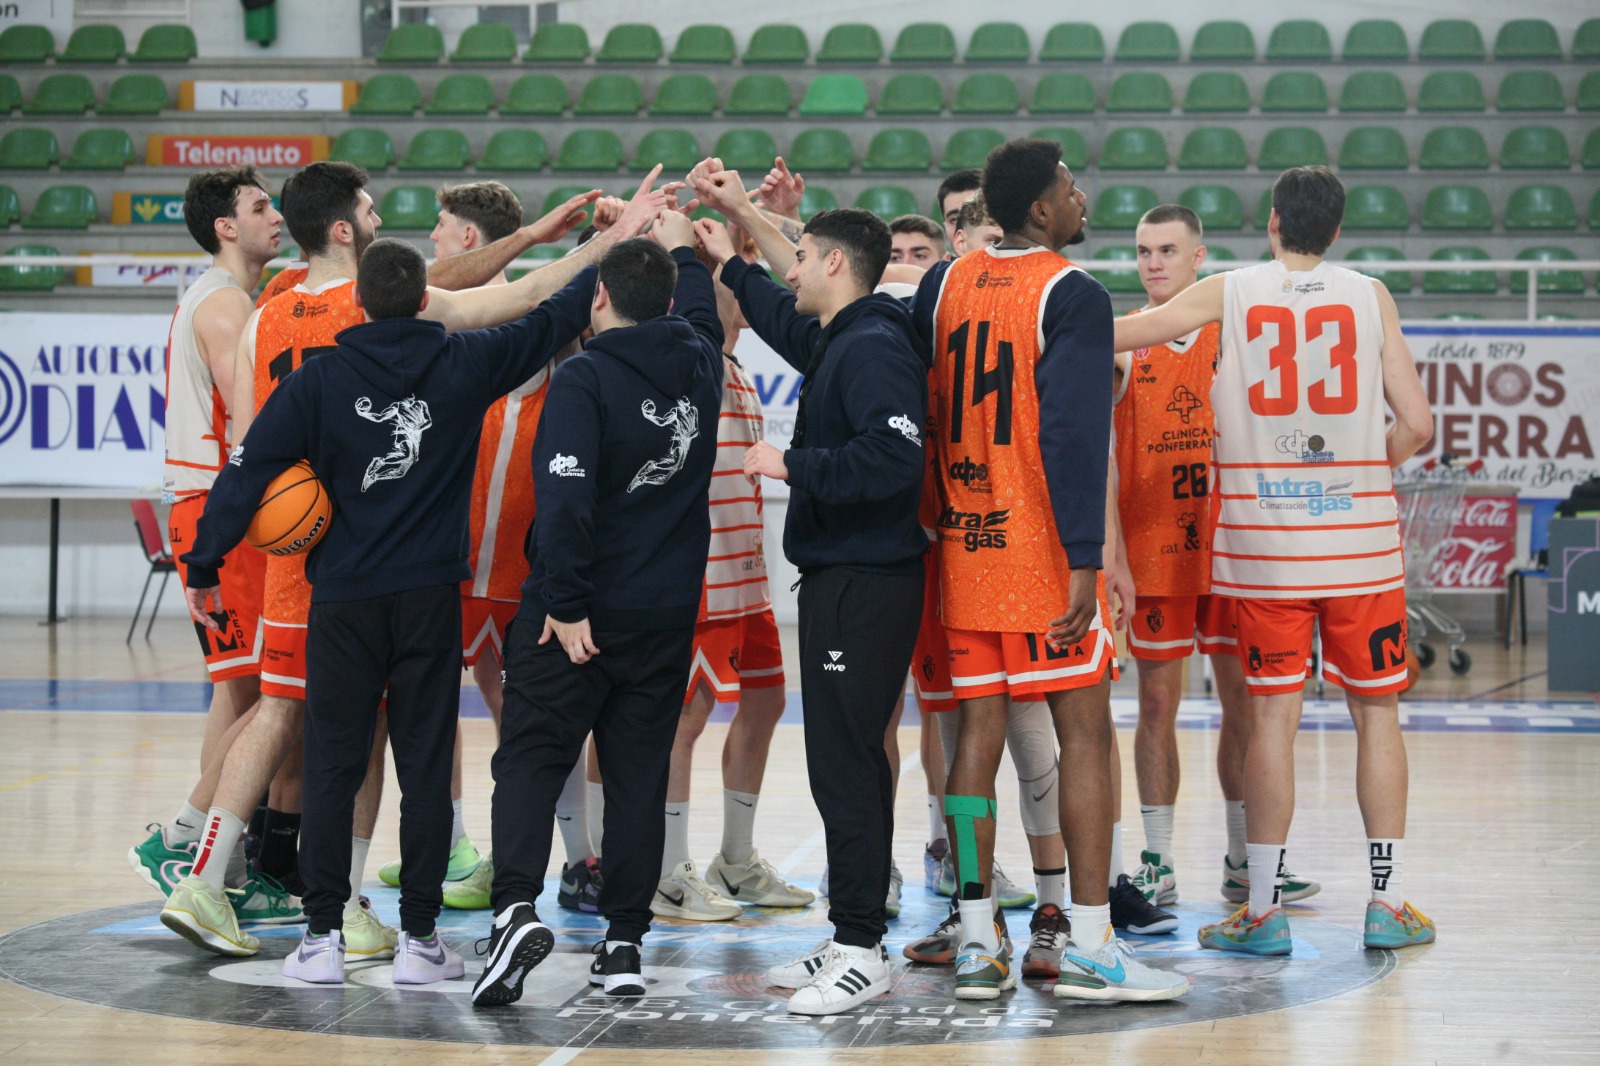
xmin=942 ymin=127 xmax=1004 ymax=169
xmin=966 ymin=23 xmax=1030 ymax=62
xmin=1100 ymin=128 xmax=1168 ymax=170
xmin=1255 ymin=189 xmax=1274 ymax=229
xmin=863 ymin=128 xmax=932 ymax=171
xmin=1496 ymin=71 xmax=1564 ymax=111
xmin=351 ymin=75 xmax=420 ymax=115
xmin=1342 ymin=185 xmax=1410 ymax=229
xmin=525 ymin=23 xmax=589 ymax=62
xmin=1090 ymin=247 xmax=1144 ymax=293
xmin=1421 ymin=185 xmax=1494 ymax=229
xmin=798 ymin=185 xmax=838 ymax=220
xmin=0 ymin=244 xmax=65 ymax=290
xmin=99 ymin=74 xmax=169 ymax=115
xmin=1579 ymin=71 xmax=1600 ymax=111
xmin=1115 ymin=22 xmax=1179 ymax=61
xmin=1500 ymin=126 xmax=1570 ymax=169
xmin=377 ymin=23 xmax=444 ymax=63
xmin=1261 ymin=72 xmax=1328 ymax=112
xmin=1344 ymin=247 xmax=1412 ymax=292
xmin=1266 ymin=20 xmax=1332 ymax=61
xmin=23 ymin=185 xmax=97 ymax=228
xmin=1191 ymin=21 xmax=1255 ymax=61
xmin=450 ymin=22 xmax=515 ymax=62
xmin=1419 ymin=20 xmax=1485 ymax=61
xmin=1030 ymin=72 xmax=1095 ymax=114
xmin=1494 ymin=19 xmax=1561 ymax=60
xmin=1584 ymin=128 xmax=1600 ymax=169
xmin=64 ymin=128 xmax=135 ymax=170
xmin=133 ymin=23 xmax=196 ymax=62
xmin=854 ymin=186 xmax=920 ymax=220
xmin=377 ymin=186 xmax=440 ymax=229
xmin=671 ymin=24 xmax=736 ymax=63
xmin=1259 ymin=127 xmax=1327 ymax=167
xmin=892 ymin=23 xmax=956 ymax=62
xmin=650 ymin=74 xmax=717 ymax=115
xmin=541 ymin=186 xmax=594 ymax=217
xmin=1178 ymin=127 xmax=1248 ymax=169
xmin=787 ymin=128 xmax=855 ymax=172
xmin=508 ymin=245 xmax=566 ymax=281
xmin=1339 ymin=72 xmax=1406 ymax=112
xmin=1510 ymin=246 xmax=1583 ymax=294
xmin=743 ymin=24 xmax=808 ymax=64
xmin=1424 ymin=247 xmax=1495 ymax=294
xmin=1504 ymin=184 xmax=1576 ymax=229
xmin=554 ymin=129 xmax=625 ymax=171
xmin=1094 ymin=185 xmax=1161 ymax=230
xmin=818 ymin=24 xmax=882 ymax=63
xmin=630 ymin=129 xmax=699 ymax=172
xmin=878 ymin=74 xmax=944 ymax=115
xmin=502 ymin=74 xmax=568 ymax=116
xmin=1575 ymin=18 xmax=1600 ymax=60
xmin=1435 ymin=311 xmax=1487 ymax=320
xmin=1339 ymin=127 xmax=1408 ymax=169
xmin=1040 ymin=22 xmax=1104 ymax=61
xmin=575 ymin=74 xmax=642 ymax=115
xmin=1107 ymin=73 xmax=1173 ymax=113
xmin=1418 ymin=71 xmax=1486 ymax=111
xmin=330 ymin=128 xmax=396 ymax=169
xmin=480 ymin=129 xmax=549 ymax=171
xmin=1029 ymin=128 xmax=1090 ymax=170
xmin=714 ymin=128 xmax=779 ymax=172
xmin=425 ymin=73 xmax=495 ymax=115
xmin=398 ymin=128 xmax=471 ymax=171
xmin=63 ymin=24 xmax=125 ymax=62
xmin=0 ymin=25 xmax=53 ymax=62
xmin=800 ymin=74 xmax=868 ymax=116
xmin=0 ymin=128 xmax=59 ymax=169
xmin=1343 ymin=20 xmax=1408 ymax=61
xmin=1420 ymin=126 xmax=1490 ymax=169
xmin=1183 ymin=72 xmax=1250 ymax=112
xmin=953 ymin=74 xmax=1018 ymax=115
xmin=1179 ymin=184 xmax=1245 ymax=229
xmin=1197 ymin=245 xmax=1238 ymax=273
xmin=726 ymin=75 xmax=792 ymax=116
xmin=1591 ymin=189 xmax=1600 ymax=227
xmin=24 ymin=74 xmax=95 ymax=116
xmin=0 ymin=187 xmax=19 ymax=227
xmin=0 ymin=76 xmax=17 ymax=113
xmin=597 ymin=24 xmax=663 ymax=63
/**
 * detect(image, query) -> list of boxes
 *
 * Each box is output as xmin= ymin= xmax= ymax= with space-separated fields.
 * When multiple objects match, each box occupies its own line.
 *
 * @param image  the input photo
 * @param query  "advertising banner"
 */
xmin=180 ymin=80 xmax=357 ymax=112
xmin=147 ymin=135 xmax=330 ymax=168
xmin=0 ymin=0 xmax=70 ymax=37
xmin=729 ymin=330 xmax=799 ymax=501
xmin=73 ymin=254 xmax=209 ymax=289
xmin=1415 ymin=488 xmax=1520 ymax=593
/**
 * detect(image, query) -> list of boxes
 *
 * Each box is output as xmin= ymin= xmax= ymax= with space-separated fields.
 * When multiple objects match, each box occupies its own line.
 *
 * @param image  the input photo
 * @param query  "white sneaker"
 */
xmin=1053 ymin=935 xmax=1191 ymax=1002
xmin=392 ymin=931 xmax=465 ymax=984
xmin=282 ymin=929 xmax=344 ymax=984
xmin=654 ymin=859 xmax=741 ymax=921
xmin=343 ymin=895 xmax=399 ymax=960
xmin=886 ymin=862 xmax=904 ymax=919
xmin=787 ymin=942 xmax=891 ymax=1016
xmin=991 ymin=862 xmax=1037 ymax=909
xmin=766 ymin=939 xmax=835 ymax=988
xmin=708 ymin=850 xmax=817 ymax=907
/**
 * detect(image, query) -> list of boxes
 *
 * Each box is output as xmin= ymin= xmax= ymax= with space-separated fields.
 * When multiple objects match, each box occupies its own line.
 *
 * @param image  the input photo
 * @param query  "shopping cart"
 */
xmin=1395 ymin=454 xmax=1484 ymax=675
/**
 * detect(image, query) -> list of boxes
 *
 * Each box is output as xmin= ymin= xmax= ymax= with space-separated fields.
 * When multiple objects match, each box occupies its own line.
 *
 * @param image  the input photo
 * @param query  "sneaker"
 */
xmin=787 ymin=942 xmax=890 ymax=1016
xmin=1053 ymin=935 xmax=1191 ymax=1001
xmin=767 ymin=939 xmax=835 ymax=989
xmin=1220 ymin=855 xmax=1321 ymax=904
xmin=589 ymin=940 xmax=646 ymax=996
xmin=558 ymin=856 xmax=603 ymax=913
xmin=654 ymin=859 xmax=741 ymax=921
xmin=470 ymin=902 xmax=554 ymax=1007
xmin=954 ymin=921 xmax=1017 ymax=1001
xmin=343 ymin=895 xmax=398 ymax=960
xmin=923 ymin=839 xmax=950 ymax=892
xmin=902 ymin=901 xmax=961 ymax=965
xmin=708 ymin=850 xmax=817 ymax=907
xmin=378 ymin=834 xmax=484 ymax=888
xmin=1132 ymin=849 xmax=1178 ymax=905
xmin=160 ymin=875 xmax=259 ymax=957
xmin=934 ymin=854 xmax=958 ymax=897
xmin=1363 ymin=900 xmax=1436 ymax=950
xmin=127 ymin=824 xmax=196 ymax=898
xmin=229 ymin=869 xmax=304 ymax=925
xmin=991 ymin=862 xmax=1037 ymax=910
xmin=885 ymin=862 xmax=904 ymax=919
xmin=1021 ymin=902 xmax=1071 ymax=978
xmin=393 ymin=931 xmax=465 ymax=984
xmin=1110 ymin=873 xmax=1178 ymax=935
xmin=282 ymin=929 xmax=344 ymax=984
xmin=1198 ymin=904 xmax=1294 ymax=956
xmin=442 ymin=853 xmax=494 ymax=911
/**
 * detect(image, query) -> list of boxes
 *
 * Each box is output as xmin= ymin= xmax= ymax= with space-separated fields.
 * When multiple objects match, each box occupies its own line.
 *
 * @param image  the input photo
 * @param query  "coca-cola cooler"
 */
xmin=1547 ymin=517 xmax=1600 ymax=693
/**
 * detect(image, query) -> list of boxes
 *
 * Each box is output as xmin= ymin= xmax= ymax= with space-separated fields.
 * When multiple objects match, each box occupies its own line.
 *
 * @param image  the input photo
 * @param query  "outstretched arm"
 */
xmin=426 ymin=189 xmax=601 ymax=291
xmin=691 ymin=165 xmax=801 ymax=279
xmin=1374 ymin=281 xmax=1433 ymax=467
xmin=1112 ymin=273 xmax=1225 ymax=353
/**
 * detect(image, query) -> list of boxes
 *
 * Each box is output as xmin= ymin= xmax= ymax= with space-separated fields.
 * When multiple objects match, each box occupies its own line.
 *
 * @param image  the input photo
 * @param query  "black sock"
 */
xmin=247 ymin=802 xmax=269 ymax=839
xmin=259 ymin=808 xmax=302 ymax=880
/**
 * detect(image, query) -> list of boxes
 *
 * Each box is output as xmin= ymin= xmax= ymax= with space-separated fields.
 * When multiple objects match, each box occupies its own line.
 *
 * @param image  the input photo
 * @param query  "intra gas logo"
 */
xmin=0 ymin=350 xmax=25 ymax=446
xmin=1254 ymin=474 xmax=1354 ymax=517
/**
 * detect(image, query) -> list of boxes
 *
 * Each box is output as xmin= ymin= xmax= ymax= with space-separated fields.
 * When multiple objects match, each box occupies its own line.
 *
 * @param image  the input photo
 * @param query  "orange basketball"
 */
xmin=246 ymin=460 xmax=332 ymax=557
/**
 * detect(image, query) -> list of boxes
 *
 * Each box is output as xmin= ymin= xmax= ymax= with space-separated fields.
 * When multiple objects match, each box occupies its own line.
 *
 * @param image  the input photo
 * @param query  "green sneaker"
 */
xmin=127 ymin=824 xmax=196 ymax=898
xmin=376 ymin=858 xmax=402 ymax=888
xmin=376 ymin=835 xmax=483 ymax=889
xmin=230 ymin=869 xmax=304 ymax=925
xmin=160 ymin=875 xmax=259 ymax=957
xmin=441 ymin=852 xmax=493 ymax=910
xmin=343 ymin=895 xmax=398 ymax=960
xmin=953 ymin=920 xmax=1017 ymax=1001
xmin=1221 ymin=855 xmax=1321 ymax=904
xmin=1132 ymin=850 xmax=1178 ymax=905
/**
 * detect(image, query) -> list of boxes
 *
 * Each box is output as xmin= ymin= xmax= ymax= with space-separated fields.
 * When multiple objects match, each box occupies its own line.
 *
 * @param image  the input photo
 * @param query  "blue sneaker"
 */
xmin=1364 ymin=900 xmax=1436 ymax=949
xmin=1053 ymin=935 xmax=1190 ymax=1001
xmin=1198 ymin=904 xmax=1293 ymax=955
xmin=953 ymin=920 xmax=1017 ymax=1001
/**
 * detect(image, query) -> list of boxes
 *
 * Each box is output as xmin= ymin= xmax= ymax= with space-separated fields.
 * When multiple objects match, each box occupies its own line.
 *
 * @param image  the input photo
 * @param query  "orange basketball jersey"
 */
xmin=1114 ymin=317 xmax=1221 ymax=597
xmin=465 ymin=373 xmax=550 ymax=603
xmin=257 ymin=266 xmax=308 ymax=309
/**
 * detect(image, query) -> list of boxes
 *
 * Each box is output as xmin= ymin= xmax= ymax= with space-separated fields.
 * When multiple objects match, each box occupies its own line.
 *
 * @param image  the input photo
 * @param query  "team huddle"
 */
xmin=134 ymin=135 xmax=1436 ymax=1018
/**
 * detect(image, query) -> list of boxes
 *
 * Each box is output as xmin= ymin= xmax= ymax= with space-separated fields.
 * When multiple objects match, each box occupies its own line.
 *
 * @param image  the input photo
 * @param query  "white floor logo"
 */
xmin=550 ymin=453 xmax=585 ymax=477
xmin=355 ymin=395 xmax=431 ymax=492
xmin=824 ymin=650 xmax=846 ymax=672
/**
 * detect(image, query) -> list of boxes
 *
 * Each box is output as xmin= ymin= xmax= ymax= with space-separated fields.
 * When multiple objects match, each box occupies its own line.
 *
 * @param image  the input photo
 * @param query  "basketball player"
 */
xmin=907 ymin=138 xmax=1189 ymax=1002
xmin=888 ymin=215 xmax=946 ymax=267
xmin=936 ymin=169 xmax=983 ymax=251
xmin=1114 ymin=166 xmax=1436 ymax=953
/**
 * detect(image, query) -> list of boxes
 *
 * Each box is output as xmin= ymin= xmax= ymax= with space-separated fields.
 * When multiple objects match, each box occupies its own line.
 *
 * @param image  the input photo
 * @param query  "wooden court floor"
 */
xmin=0 ymin=615 xmax=1596 ymax=1064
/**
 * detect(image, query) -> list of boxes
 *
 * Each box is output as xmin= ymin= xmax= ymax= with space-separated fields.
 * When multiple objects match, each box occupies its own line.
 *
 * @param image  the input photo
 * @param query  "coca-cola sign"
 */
xmin=1426 ymin=492 xmax=1517 ymax=592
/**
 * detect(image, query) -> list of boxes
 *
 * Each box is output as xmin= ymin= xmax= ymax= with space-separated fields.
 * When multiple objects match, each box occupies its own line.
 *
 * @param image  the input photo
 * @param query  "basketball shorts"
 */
xmin=947 ymin=598 xmax=1118 ymax=701
xmin=1128 ymin=594 xmax=1239 ymax=662
xmin=685 ymin=608 xmax=785 ymax=703
xmin=462 ymin=596 xmax=516 ymax=667
xmin=168 ymin=495 xmax=266 ymax=682
xmin=259 ymin=554 xmax=312 ymax=700
xmin=909 ymin=557 xmax=957 ymax=712
xmin=1233 ymin=589 xmax=1410 ymax=697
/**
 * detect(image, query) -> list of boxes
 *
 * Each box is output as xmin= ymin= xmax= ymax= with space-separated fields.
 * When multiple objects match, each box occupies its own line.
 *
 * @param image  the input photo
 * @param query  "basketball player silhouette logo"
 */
xmin=355 ymin=395 xmax=432 ymax=491
xmin=629 ymin=397 xmax=699 ymax=493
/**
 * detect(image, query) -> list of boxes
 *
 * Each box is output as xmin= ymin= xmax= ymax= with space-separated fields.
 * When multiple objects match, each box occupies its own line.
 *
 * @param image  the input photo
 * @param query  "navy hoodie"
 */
xmin=181 ymin=276 xmax=594 ymax=602
xmin=520 ymin=246 xmax=724 ymax=631
xmin=719 ymin=256 xmax=928 ymax=573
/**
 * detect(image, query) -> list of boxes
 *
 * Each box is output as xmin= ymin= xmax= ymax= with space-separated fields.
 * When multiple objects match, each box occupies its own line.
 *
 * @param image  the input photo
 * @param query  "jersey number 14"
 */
xmin=1245 ymin=304 xmax=1358 ymax=418
xmin=947 ymin=320 xmax=1014 ymax=446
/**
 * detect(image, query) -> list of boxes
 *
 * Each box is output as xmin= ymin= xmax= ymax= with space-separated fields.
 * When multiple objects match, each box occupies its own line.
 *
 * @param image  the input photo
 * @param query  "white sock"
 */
xmin=957 ymin=896 xmax=1000 ymax=953
xmin=1225 ymin=800 xmax=1247 ymax=866
xmin=927 ymin=796 xmax=947 ymax=846
xmin=1140 ymin=804 xmax=1175 ymax=861
xmin=450 ymin=798 xmax=465 ymax=845
xmin=606 ymin=938 xmax=640 ymax=955
xmin=586 ymin=781 xmax=606 ymax=857
xmin=348 ymin=836 xmax=371 ymax=908
xmin=1071 ymin=902 xmax=1110 ymax=950
xmin=1246 ymin=842 xmax=1286 ymax=917
xmin=661 ymin=801 xmax=690 ymax=877
xmin=191 ymin=809 xmax=243 ymax=891
xmin=555 ymin=760 xmax=592 ymax=865
xmin=1369 ymin=838 xmax=1403 ymax=907
xmin=1107 ymin=821 xmax=1126 ymax=887
xmin=1034 ymin=866 xmax=1066 ymax=909
xmin=721 ymin=789 xmax=759 ymax=865
xmin=169 ymin=802 xmax=206 ymax=846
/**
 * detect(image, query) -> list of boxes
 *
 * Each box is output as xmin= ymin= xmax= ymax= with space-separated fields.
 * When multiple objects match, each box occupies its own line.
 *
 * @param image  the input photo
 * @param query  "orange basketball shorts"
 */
xmin=947 ymin=602 xmax=1118 ymax=701
xmin=1233 ymin=589 xmax=1410 ymax=697
xmin=461 ymin=596 xmax=517 ymax=667
xmin=685 ymin=608 xmax=785 ymax=703
xmin=1127 ymin=593 xmax=1239 ymax=662
xmin=168 ymin=495 xmax=266 ymax=682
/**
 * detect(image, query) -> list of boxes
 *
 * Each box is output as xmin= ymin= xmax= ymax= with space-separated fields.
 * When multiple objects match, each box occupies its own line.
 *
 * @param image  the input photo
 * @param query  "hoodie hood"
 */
xmin=334 ymin=317 xmax=450 ymax=398
xmin=832 ymin=292 xmax=929 ymax=369
xmin=582 ymin=316 xmax=705 ymax=397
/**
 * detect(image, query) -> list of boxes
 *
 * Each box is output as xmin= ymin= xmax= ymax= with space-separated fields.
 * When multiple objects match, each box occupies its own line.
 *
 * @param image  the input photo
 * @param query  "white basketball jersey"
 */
xmin=1211 ymin=261 xmax=1402 ymax=599
xmin=703 ymin=354 xmax=771 ymax=620
xmin=162 ymin=266 xmax=247 ymax=501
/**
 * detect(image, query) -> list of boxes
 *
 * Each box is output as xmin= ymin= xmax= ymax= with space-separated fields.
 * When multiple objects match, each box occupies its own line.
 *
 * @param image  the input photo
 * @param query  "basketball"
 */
xmin=246 ymin=460 xmax=332 ymax=557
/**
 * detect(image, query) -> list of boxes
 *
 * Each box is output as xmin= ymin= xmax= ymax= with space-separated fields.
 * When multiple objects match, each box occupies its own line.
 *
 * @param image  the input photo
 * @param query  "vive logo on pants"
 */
xmin=823 ymin=650 xmax=846 ymax=673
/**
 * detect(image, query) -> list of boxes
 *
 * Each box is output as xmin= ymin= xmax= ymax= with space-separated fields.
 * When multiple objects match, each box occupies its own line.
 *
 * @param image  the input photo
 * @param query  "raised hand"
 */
xmin=685 ymin=156 xmax=724 ymax=200
xmin=590 ymin=195 xmax=627 ymax=232
xmin=694 ymin=169 xmax=752 ymax=218
xmin=693 ymin=218 xmax=738 ymax=264
xmin=757 ymin=157 xmax=805 ymax=220
xmin=525 ymin=188 xmax=602 ymax=244
xmin=652 ymin=209 xmax=695 ymax=251
xmin=611 ymin=165 xmax=671 ymax=239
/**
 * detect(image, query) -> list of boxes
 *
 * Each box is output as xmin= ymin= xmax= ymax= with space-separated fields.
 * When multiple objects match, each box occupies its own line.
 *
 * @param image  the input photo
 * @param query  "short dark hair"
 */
xmin=436 ymin=181 xmax=522 ymax=243
xmin=280 ymin=162 xmax=368 ymax=258
xmin=981 ymin=138 xmax=1064 ymax=235
xmin=936 ymin=168 xmax=982 ymax=213
xmin=1271 ymin=166 xmax=1345 ymax=256
xmin=1138 ymin=204 xmax=1204 ymax=241
xmin=183 ymin=166 xmax=269 ymax=255
xmin=888 ymin=214 xmax=946 ymax=245
xmin=956 ymin=194 xmax=994 ymax=232
xmin=599 ymin=238 xmax=678 ymax=324
xmin=356 ymin=238 xmax=428 ymax=321
xmin=802 ymin=209 xmax=892 ymax=290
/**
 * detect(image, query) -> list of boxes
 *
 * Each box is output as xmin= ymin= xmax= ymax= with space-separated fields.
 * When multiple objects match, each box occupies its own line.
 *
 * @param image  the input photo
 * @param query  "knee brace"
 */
xmin=1007 ymin=701 xmax=1061 ymax=837
xmin=943 ymin=793 xmax=996 ymax=897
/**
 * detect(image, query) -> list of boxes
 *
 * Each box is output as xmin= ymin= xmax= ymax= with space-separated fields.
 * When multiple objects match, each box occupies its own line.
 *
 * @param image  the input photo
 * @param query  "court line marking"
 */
xmin=537 ymin=1046 xmax=585 ymax=1066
